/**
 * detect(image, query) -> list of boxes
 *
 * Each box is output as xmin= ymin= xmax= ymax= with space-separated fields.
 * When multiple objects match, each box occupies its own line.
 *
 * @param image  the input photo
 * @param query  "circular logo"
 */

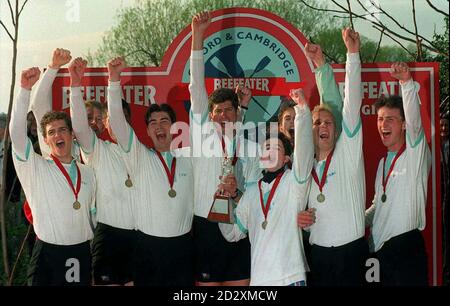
xmin=182 ymin=27 xmax=300 ymax=124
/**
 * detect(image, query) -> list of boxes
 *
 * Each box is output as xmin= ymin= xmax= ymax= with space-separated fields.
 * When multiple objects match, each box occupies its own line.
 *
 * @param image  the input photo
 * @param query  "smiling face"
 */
xmin=377 ymin=106 xmax=406 ymax=151
xmin=312 ymin=109 xmax=337 ymax=155
xmin=209 ymin=100 xmax=238 ymax=134
xmin=44 ymin=119 xmax=73 ymax=162
xmin=147 ymin=111 xmax=173 ymax=151
xmin=86 ymin=105 xmax=104 ymax=136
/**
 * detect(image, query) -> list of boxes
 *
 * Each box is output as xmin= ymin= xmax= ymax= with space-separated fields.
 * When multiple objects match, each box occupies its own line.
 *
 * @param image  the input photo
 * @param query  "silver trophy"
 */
xmin=207 ymin=157 xmax=236 ymax=224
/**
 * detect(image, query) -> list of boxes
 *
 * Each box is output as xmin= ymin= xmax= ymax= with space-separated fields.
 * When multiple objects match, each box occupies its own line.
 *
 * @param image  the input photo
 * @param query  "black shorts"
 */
xmin=27 ymin=239 xmax=91 ymax=286
xmin=309 ymin=237 xmax=369 ymax=286
xmin=193 ymin=215 xmax=250 ymax=283
xmin=133 ymin=231 xmax=194 ymax=286
xmin=91 ymin=222 xmax=136 ymax=285
xmin=375 ymin=229 xmax=428 ymax=286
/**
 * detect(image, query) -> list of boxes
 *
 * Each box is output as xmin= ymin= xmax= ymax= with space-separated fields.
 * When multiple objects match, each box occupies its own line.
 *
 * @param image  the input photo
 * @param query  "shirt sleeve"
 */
xmin=342 ymin=52 xmax=362 ymax=136
xmin=292 ymin=104 xmax=314 ymax=185
xmin=218 ymin=193 xmax=250 ymax=242
xmin=188 ymin=50 xmax=209 ymax=125
xmin=70 ymin=86 xmax=95 ymax=154
xmin=10 ymin=88 xmax=32 ymax=161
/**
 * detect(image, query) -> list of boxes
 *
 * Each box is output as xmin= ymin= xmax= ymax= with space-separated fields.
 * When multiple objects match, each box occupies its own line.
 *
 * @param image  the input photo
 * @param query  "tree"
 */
xmin=86 ymin=0 xmax=351 ymax=67
xmin=0 ymin=0 xmax=30 ymax=283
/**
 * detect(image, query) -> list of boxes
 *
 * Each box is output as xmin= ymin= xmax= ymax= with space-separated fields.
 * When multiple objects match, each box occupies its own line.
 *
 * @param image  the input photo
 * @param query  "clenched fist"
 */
xmin=390 ymin=62 xmax=412 ymax=83
xmin=49 ymin=48 xmax=72 ymax=69
xmin=107 ymin=57 xmax=127 ymax=82
xmin=305 ymin=43 xmax=325 ymax=68
xmin=68 ymin=57 xmax=88 ymax=87
xmin=21 ymin=67 xmax=41 ymax=90
xmin=342 ymin=28 xmax=360 ymax=54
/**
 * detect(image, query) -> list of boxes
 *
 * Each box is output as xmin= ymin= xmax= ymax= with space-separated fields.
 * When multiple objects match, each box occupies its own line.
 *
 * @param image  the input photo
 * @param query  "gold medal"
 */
xmin=262 ymin=220 xmax=267 ymax=230
xmin=317 ymin=193 xmax=325 ymax=203
xmin=125 ymin=178 xmax=133 ymax=188
xmin=168 ymin=189 xmax=177 ymax=198
xmin=381 ymin=193 xmax=387 ymax=203
xmin=73 ymin=201 xmax=81 ymax=210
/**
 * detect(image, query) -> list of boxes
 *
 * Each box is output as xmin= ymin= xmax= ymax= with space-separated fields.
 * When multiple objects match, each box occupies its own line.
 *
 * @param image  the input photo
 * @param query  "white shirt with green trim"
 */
xmin=189 ymin=50 xmax=262 ymax=218
xmin=11 ymin=89 xmax=96 ymax=245
xmin=70 ymin=86 xmax=136 ymax=230
xmin=219 ymin=104 xmax=314 ymax=286
xmin=308 ymin=53 xmax=366 ymax=247
xmin=107 ymin=82 xmax=194 ymax=237
xmin=366 ymin=79 xmax=431 ymax=252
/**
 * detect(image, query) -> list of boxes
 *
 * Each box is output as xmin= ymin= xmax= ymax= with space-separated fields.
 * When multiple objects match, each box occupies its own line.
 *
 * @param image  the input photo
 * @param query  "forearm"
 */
xmin=401 ymin=79 xmax=423 ymax=144
xmin=315 ymin=63 xmax=343 ymax=111
xmin=188 ymin=50 xmax=209 ymax=117
xmin=10 ymin=89 xmax=31 ymax=159
xmin=342 ymin=52 xmax=362 ymax=132
xmin=293 ymin=104 xmax=314 ymax=182
xmin=70 ymin=87 xmax=95 ymax=153
xmin=107 ymin=81 xmax=131 ymax=149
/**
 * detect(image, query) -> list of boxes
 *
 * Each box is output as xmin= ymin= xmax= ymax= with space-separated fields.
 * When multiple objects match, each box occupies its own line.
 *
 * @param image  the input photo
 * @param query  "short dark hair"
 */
xmin=145 ymin=103 xmax=176 ymax=125
xmin=85 ymin=100 xmax=106 ymax=116
xmin=374 ymin=95 xmax=405 ymax=120
xmin=40 ymin=111 xmax=72 ymax=137
xmin=265 ymin=130 xmax=293 ymax=157
xmin=208 ymin=88 xmax=239 ymax=112
xmin=278 ymin=100 xmax=296 ymax=123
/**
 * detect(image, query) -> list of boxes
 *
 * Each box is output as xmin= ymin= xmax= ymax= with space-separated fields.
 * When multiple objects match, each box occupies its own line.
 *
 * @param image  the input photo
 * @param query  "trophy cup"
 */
xmin=207 ymin=157 xmax=236 ymax=224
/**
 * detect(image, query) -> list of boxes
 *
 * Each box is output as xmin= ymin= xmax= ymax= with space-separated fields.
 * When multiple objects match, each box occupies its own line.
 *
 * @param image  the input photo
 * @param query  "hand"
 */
xmin=297 ymin=208 xmax=316 ymax=229
xmin=216 ymin=174 xmax=238 ymax=198
xmin=305 ymin=43 xmax=325 ymax=68
xmin=289 ymin=88 xmax=307 ymax=107
xmin=191 ymin=11 xmax=211 ymax=35
xmin=390 ymin=62 xmax=412 ymax=83
xmin=21 ymin=67 xmax=41 ymax=90
xmin=342 ymin=27 xmax=360 ymax=53
xmin=49 ymin=48 xmax=72 ymax=69
xmin=68 ymin=57 xmax=87 ymax=87
xmin=107 ymin=57 xmax=127 ymax=82
xmin=235 ymin=85 xmax=252 ymax=108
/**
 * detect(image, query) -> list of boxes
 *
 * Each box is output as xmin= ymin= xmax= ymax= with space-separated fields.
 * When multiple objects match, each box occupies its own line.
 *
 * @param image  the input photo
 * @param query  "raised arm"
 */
xmin=69 ymin=57 xmax=95 ymax=153
xmin=305 ymin=43 xmax=343 ymax=112
xmin=189 ymin=11 xmax=210 ymax=118
xmin=342 ymin=28 xmax=362 ymax=134
xmin=106 ymin=57 xmax=131 ymax=150
xmin=390 ymin=62 xmax=423 ymax=144
xmin=290 ymin=89 xmax=314 ymax=187
xmin=10 ymin=68 xmax=41 ymax=160
xmin=32 ymin=48 xmax=72 ymax=157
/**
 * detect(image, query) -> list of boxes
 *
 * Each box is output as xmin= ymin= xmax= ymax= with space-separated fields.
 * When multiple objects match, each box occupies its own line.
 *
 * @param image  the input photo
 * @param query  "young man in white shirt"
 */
xmin=68 ymin=57 xmax=136 ymax=286
xmin=297 ymin=28 xmax=368 ymax=286
xmin=190 ymin=11 xmax=262 ymax=286
xmin=107 ymin=57 xmax=195 ymax=286
xmin=365 ymin=62 xmax=431 ymax=286
xmin=219 ymin=89 xmax=313 ymax=286
xmin=10 ymin=68 xmax=96 ymax=286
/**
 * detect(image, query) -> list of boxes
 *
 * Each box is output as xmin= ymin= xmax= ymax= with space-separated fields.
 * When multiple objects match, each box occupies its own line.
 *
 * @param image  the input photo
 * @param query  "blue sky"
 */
xmin=0 ymin=0 xmax=448 ymax=113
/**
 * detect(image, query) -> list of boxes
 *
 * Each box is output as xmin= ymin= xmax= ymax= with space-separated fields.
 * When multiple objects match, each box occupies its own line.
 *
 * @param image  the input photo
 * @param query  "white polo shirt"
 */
xmin=308 ymin=53 xmax=366 ymax=247
xmin=189 ymin=50 xmax=262 ymax=218
xmin=368 ymin=79 xmax=431 ymax=252
xmin=219 ymin=104 xmax=314 ymax=286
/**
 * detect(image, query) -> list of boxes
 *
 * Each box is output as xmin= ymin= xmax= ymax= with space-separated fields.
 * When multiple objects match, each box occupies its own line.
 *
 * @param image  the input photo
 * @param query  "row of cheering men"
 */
xmin=9 ymin=12 xmax=431 ymax=286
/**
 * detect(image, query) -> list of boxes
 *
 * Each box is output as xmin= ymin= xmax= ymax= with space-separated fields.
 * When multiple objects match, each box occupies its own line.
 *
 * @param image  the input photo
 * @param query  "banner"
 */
xmin=51 ymin=7 xmax=442 ymax=285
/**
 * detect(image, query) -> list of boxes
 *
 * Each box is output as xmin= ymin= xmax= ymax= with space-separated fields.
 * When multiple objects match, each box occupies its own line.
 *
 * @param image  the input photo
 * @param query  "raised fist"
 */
xmin=342 ymin=27 xmax=360 ymax=53
xmin=289 ymin=88 xmax=307 ymax=107
xmin=107 ymin=57 xmax=127 ymax=82
xmin=68 ymin=57 xmax=87 ymax=87
xmin=305 ymin=43 xmax=325 ymax=68
xmin=235 ymin=85 xmax=252 ymax=108
xmin=21 ymin=67 xmax=41 ymax=90
xmin=49 ymin=48 xmax=72 ymax=69
xmin=390 ymin=62 xmax=412 ymax=83
xmin=191 ymin=11 xmax=211 ymax=35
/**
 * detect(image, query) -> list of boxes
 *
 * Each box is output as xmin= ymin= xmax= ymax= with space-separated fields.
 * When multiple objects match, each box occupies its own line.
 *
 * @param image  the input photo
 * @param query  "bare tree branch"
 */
xmin=426 ymin=0 xmax=449 ymax=17
xmin=346 ymin=0 xmax=354 ymax=29
xmin=298 ymin=0 xmax=345 ymax=15
xmin=373 ymin=28 xmax=384 ymax=63
xmin=372 ymin=25 xmax=416 ymax=58
xmin=364 ymin=0 xmax=438 ymax=50
xmin=412 ymin=0 xmax=423 ymax=61
xmin=0 ymin=20 xmax=14 ymax=41
xmin=7 ymin=0 xmax=16 ymax=26
xmin=18 ymin=0 xmax=29 ymax=17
